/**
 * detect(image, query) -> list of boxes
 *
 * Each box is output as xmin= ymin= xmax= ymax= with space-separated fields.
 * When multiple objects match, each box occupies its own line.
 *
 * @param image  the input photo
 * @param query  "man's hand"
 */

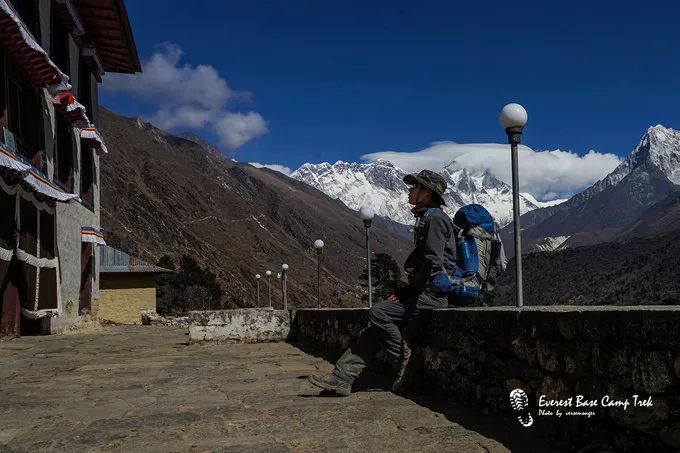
xmin=387 ymin=294 xmax=399 ymax=302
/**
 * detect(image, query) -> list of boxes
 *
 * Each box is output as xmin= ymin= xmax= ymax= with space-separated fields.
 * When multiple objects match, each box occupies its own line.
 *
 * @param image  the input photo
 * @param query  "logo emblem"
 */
xmin=509 ymin=389 xmax=534 ymax=427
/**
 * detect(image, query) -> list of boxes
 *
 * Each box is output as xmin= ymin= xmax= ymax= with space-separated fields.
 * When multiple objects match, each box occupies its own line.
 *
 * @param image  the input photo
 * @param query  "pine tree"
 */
xmin=155 ymin=254 xmax=224 ymax=316
xmin=359 ymin=253 xmax=402 ymax=302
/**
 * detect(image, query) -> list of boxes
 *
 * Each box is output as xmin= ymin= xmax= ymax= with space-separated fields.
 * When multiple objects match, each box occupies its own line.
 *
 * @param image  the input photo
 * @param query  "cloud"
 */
xmin=215 ymin=112 xmax=269 ymax=149
xmin=363 ymin=142 xmax=621 ymax=201
xmin=249 ymin=162 xmax=292 ymax=176
xmin=151 ymin=105 xmax=213 ymax=130
xmin=103 ymin=43 xmax=268 ymax=149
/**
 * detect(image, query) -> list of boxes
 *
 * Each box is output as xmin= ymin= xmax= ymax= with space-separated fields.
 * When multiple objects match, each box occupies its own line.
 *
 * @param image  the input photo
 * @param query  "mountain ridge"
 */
xmin=99 ymin=107 xmax=411 ymax=308
xmin=291 ymin=159 xmax=559 ymax=228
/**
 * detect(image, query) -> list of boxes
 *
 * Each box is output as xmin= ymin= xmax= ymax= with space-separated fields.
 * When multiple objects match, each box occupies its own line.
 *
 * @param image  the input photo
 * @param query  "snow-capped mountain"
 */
xmin=502 ymin=124 xmax=680 ymax=254
xmin=573 ymin=125 xmax=680 ymax=204
xmin=291 ymin=159 xmax=559 ymax=227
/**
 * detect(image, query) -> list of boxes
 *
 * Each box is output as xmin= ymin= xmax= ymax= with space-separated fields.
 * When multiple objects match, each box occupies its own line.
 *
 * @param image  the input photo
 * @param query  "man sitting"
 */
xmin=308 ymin=169 xmax=454 ymax=396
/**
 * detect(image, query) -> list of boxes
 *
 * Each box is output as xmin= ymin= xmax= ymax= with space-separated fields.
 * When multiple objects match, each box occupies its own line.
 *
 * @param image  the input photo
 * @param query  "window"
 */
xmin=11 ymin=0 xmax=41 ymax=42
xmin=79 ymin=242 xmax=93 ymax=315
xmin=54 ymin=117 xmax=74 ymax=192
xmin=5 ymin=57 xmax=44 ymax=169
xmin=50 ymin=9 xmax=70 ymax=77
xmin=81 ymin=144 xmax=94 ymax=208
xmin=78 ymin=57 xmax=93 ymax=121
xmin=39 ymin=211 xmax=55 ymax=260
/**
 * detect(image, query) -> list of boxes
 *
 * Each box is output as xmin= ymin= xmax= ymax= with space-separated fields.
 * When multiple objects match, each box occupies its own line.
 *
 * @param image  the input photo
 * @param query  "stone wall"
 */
xmin=289 ymin=306 xmax=680 ymax=451
xmin=96 ymin=274 xmax=157 ymax=325
xmin=189 ymin=309 xmax=291 ymax=343
xmin=141 ymin=311 xmax=190 ymax=328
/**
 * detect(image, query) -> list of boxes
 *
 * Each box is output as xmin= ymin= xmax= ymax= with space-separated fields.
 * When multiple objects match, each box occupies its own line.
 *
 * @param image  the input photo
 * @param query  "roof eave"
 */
xmin=113 ymin=0 xmax=141 ymax=73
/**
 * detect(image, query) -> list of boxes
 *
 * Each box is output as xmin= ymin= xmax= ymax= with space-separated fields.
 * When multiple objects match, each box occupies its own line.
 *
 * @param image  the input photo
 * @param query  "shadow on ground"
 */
xmin=288 ymin=339 xmax=561 ymax=453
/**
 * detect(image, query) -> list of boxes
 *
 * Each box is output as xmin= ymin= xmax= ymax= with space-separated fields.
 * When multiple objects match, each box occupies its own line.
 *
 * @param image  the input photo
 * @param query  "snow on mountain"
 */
xmin=291 ymin=159 xmax=548 ymax=227
xmin=520 ymin=192 xmax=568 ymax=208
xmin=575 ymin=125 xmax=680 ymax=203
xmin=532 ymin=236 xmax=571 ymax=253
xmin=292 ymin=160 xmax=414 ymax=225
xmin=641 ymin=125 xmax=680 ymax=184
xmin=505 ymin=124 xmax=680 ymax=254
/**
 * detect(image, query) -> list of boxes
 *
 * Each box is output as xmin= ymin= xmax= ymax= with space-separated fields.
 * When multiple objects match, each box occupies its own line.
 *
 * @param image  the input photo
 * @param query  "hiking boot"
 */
xmin=308 ymin=373 xmax=351 ymax=396
xmin=392 ymin=341 xmax=417 ymax=394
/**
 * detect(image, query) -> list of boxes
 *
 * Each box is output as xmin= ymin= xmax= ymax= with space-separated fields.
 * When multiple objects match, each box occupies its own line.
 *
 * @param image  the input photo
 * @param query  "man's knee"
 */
xmin=369 ymin=300 xmax=393 ymax=329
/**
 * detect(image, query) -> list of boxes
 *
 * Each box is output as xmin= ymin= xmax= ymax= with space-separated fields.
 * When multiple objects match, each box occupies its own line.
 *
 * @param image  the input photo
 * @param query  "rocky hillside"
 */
xmin=493 ymin=228 xmax=680 ymax=306
xmin=98 ymin=108 xmax=411 ymax=308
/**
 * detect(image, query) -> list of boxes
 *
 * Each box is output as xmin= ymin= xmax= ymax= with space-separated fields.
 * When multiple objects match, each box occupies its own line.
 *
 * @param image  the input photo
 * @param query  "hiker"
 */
xmin=308 ymin=169 xmax=455 ymax=396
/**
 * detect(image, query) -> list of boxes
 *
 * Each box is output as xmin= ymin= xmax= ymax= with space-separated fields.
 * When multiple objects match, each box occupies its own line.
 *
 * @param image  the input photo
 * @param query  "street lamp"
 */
xmin=499 ymin=103 xmax=528 ymax=308
xmin=359 ymin=207 xmax=375 ymax=308
xmin=265 ymin=270 xmax=272 ymax=307
xmin=281 ymin=264 xmax=289 ymax=311
xmin=313 ymin=239 xmax=324 ymax=308
xmin=255 ymin=274 xmax=261 ymax=307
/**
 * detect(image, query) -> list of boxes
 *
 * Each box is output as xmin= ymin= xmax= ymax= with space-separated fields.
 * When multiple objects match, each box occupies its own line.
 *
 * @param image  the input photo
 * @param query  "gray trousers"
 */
xmin=332 ymin=292 xmax=448 ymax=385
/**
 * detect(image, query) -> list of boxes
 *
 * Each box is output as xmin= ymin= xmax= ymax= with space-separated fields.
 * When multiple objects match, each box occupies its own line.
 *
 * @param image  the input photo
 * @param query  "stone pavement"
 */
xmin=0 ymin=326 xmax=553 ymax=452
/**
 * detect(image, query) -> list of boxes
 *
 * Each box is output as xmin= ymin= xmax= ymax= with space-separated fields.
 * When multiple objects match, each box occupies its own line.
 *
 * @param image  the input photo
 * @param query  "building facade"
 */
xmin=96 ymin=246 xmax=170 ymax=325
xmin=0 ymin=0 xmax=140 ymax=336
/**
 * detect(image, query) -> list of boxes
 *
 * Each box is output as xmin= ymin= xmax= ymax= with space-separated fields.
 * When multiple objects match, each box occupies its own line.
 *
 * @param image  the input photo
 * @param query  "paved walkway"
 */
xmin=0 ymin=327 xmax=551 ymax=452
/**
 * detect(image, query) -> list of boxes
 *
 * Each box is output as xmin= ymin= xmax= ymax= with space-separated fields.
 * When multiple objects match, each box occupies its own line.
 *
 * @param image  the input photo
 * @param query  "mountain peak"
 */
xmin=647 ymin=124 xmax=674 ymax=133
xmin=637 ymin=125 xmax=680 ymax=185
xmin=643 ymin=124 xmax=680 ymax=144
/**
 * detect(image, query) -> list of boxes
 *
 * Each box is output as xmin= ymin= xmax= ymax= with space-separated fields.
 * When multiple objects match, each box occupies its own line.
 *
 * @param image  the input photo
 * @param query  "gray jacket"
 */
xmin=403 ymin=206 xmax=456 ymax=294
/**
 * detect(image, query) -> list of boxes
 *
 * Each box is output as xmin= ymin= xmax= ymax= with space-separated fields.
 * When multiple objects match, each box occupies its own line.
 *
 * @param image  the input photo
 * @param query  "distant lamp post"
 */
xmin=255 ymin=274 xmax=261 ymax=307
xmin=313 ymin=239 xmax=324 ymax=308
xmin=265 ymin=270 xmax=272 ymax=307
xmin=359 ymin=207 xmax=375 ymax=308
xmin=281 ymin=264 xmax=289 ymax=311
xmin=499 ymin=103 xmax=528 ymax=308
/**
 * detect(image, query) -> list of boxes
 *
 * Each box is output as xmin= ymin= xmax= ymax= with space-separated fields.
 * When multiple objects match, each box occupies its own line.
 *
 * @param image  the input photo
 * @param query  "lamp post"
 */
xmin=265 ymin=270 xmax=272 ymax=307
xmin=499 ymin=103 xmax=528 ymax=308
xmin=281 ymin=264 xmax=289 ymax=311
xmin=255 ymin=274 xmax=261 ymax=307
xmin=313 ymin=239 xmax=324 ymax=308
xmin=359 ymin=207 xmax=375 ymax=308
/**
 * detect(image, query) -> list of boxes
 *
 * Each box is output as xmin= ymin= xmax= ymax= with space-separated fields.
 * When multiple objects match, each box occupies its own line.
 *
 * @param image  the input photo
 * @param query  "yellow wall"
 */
xmin=96 ymin=274 xmax=157 ymax=325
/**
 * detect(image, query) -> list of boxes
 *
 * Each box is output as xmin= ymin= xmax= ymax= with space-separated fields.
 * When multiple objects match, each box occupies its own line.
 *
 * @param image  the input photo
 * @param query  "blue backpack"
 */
xmin=431 ymin=204 xmax=507 ymax=306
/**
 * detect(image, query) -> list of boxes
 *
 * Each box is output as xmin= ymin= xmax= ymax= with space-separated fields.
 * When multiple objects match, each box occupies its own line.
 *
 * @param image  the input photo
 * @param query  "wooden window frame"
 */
xmin=3 ymin=52 xmax=45 ymax=170
xmin=80 ymin=145 xmax=94 ymax=209
xmin=78 ymin=56 xmax=93 ymax=121
xmin=50 ymin=7 xmax=70 ymax=77
xmin=54 ymin=115 xmax=75 ymax=193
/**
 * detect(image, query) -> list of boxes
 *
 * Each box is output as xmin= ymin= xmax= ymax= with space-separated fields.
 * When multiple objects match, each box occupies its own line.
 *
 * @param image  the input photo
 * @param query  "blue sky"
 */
xmin=101 ymin=0 xmax=680 ymax=199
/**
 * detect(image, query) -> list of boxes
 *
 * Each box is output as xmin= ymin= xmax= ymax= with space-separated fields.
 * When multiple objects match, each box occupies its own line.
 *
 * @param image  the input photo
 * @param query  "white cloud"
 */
xmin=215 ymin=112 xmax=269 ymax=149
xmin=249 ymin=162 xmax=292 ymax=176
xmin=103 ymin=43 xmax=268 ymax=149
xmin=151 ymin=105 xmax=212 ymax=130
xmin=362 ymin=142 xmax=621 ymax=201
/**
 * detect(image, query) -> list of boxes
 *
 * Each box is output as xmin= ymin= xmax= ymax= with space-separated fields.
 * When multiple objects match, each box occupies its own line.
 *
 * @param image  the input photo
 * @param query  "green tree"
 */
xmin=155 ymin=254 xmax=224 ymax=316
xmin=359 ymin=253 xmax=402 ymax=302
